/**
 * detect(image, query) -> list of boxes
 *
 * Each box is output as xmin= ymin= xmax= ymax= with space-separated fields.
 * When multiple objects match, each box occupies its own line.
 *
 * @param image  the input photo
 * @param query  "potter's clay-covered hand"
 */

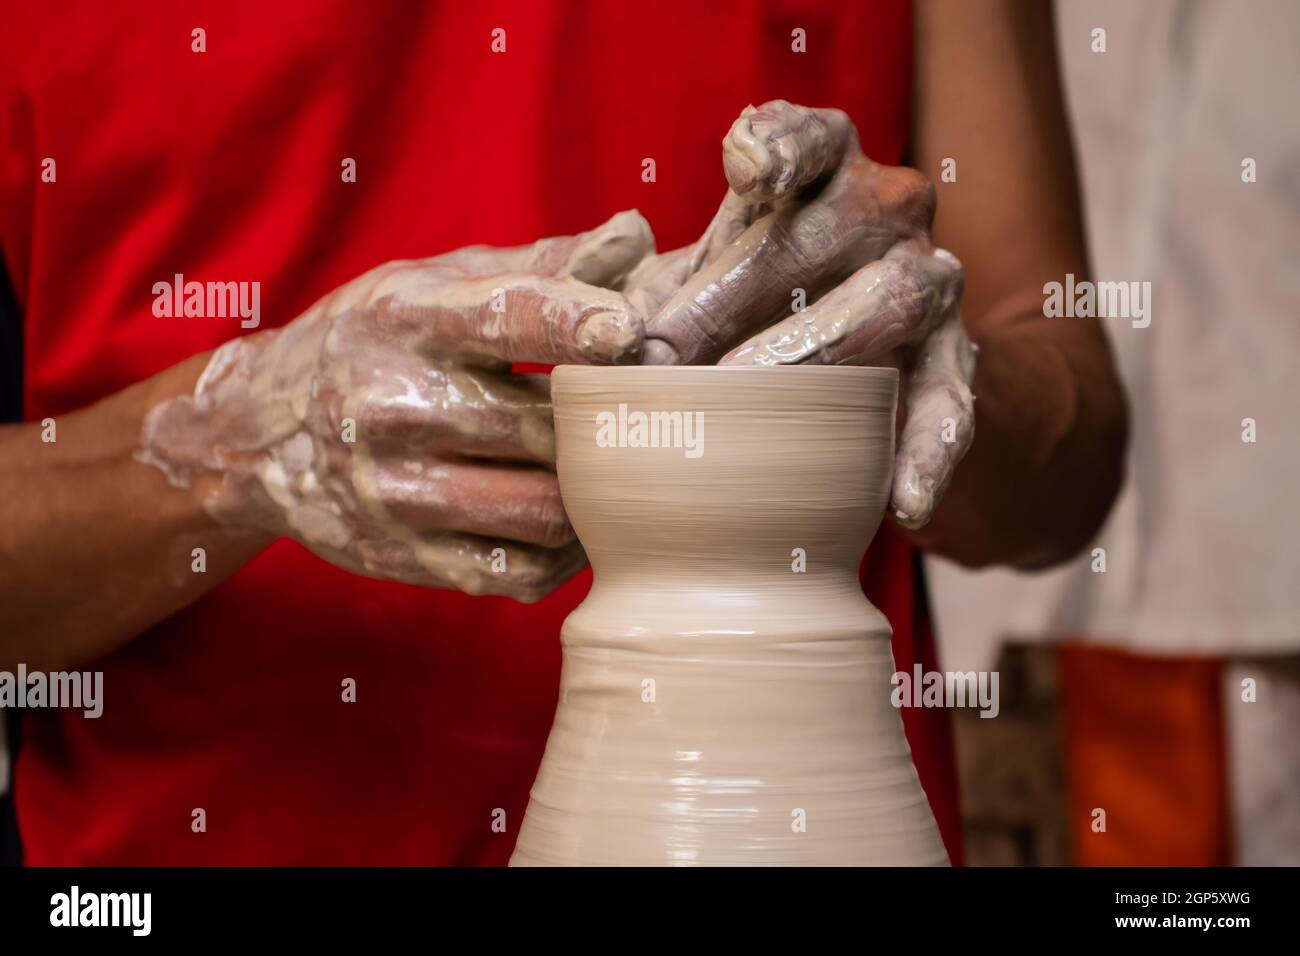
xmin=646 ymin=100 xmax=977 ymax=531
xmin=137 ymin=213 xmax=654 ymax=601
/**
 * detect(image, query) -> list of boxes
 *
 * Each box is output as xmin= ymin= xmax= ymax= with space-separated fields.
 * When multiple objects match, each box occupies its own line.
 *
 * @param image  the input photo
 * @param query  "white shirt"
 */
xmin=928 ymin=0 xmax=1300 ymax=666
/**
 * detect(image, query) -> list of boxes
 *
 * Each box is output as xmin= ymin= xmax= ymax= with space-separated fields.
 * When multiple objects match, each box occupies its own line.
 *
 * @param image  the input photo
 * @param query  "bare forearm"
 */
xmin=908 ymin=0 xmax=1128 ymax=567
xmin=907 ymin=300 xmax=1127 ymax=567
xmin=0 ymin=352 xmax=271 ymax=669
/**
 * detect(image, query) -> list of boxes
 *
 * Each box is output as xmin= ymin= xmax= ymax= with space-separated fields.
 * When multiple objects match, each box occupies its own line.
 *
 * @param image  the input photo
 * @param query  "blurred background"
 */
xmin=935 ymin=0 xmax=1300 ymax=866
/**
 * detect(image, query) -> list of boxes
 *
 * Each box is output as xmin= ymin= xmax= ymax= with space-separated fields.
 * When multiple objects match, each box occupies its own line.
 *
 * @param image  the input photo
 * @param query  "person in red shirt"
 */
xmin=0 ymin=1 xmax=1124 ymax=864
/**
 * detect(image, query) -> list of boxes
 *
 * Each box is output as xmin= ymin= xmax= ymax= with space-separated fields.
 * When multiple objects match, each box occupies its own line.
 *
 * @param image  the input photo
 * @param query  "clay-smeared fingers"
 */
xmin=723 ymin=101 xmax=856 ymax=204
xmin=622 ymin=103 xmax=907 ymax=355
xmin=891 ymin=313 xmax=977 ymax=529
xmin=553 ymin=210 xmax=657 ymax=287
xmin=383 ymin=272 xmax=644 ymax=365
xmin=642 ymin=212 xmax=803 ymax=365
xmin=357 ymin=533 xmax=588 ymax=603
xmin=356 ymin=364 xmax=556 ymax=464
xmin=432 ymin=210 xmax=656 ymax=289
xmin=714 ymin=240 xmax=974 ymax=527
xmin=371 ymin=458 xmax=574 ymax=548
xmin=643 ymin=157 xmax=929 ymax=365
xmin=458 ymin=535 xmax=588 ymax=603
xmin=622 ymin=246 xmax=698 ymax=320
xmin=684 ymin=189 xmax=770 ymax=276
xmin=718 ymin=244 xmax=963 ymax=367
xmin=629 ymin=100 xmax=850 ymax=306
xmin=666 ymin=103 xmax=857 ymax=285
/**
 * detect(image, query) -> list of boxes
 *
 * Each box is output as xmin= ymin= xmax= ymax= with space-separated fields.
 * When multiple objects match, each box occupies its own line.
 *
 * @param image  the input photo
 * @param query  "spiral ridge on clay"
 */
xmin=511 ymin=365 xmax=948 ymax=867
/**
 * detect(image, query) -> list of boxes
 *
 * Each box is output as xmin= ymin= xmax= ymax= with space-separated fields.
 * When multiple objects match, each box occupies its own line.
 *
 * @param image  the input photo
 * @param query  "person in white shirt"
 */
xmin=928 ymin=0 xmax=1300 ymax=865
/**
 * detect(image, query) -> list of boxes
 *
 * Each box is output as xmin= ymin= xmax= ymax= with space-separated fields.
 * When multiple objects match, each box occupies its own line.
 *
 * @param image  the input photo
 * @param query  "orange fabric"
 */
xmin=1059 ymin=643 xmax=1229 ymax=866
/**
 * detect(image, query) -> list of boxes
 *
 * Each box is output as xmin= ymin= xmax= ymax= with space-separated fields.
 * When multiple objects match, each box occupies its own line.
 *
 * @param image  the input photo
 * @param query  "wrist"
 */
xmin=136 ymin=337 xmax=276 ymax=531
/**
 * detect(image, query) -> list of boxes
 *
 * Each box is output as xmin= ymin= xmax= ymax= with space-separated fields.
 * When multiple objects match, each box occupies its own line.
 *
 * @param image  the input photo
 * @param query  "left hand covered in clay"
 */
xmin=640 ymin=100 xmax=976 ymax=530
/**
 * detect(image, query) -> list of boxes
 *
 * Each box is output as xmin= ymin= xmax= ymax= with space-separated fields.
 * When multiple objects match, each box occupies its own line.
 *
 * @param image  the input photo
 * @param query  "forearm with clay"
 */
xmin=133 ymin=114 xmax=932 ymax=605
xmin=137 ymin=223 xmax=657 ymax=603
xmin=0 ymin=214 xmax=658 ymax=667
xmin=2 ymin=92 xmax=1120 ymax=668
xmin=2 ymin=110 xmax=897 ymax=669
xmin=0 ymin=353 xmax=271 ymax=670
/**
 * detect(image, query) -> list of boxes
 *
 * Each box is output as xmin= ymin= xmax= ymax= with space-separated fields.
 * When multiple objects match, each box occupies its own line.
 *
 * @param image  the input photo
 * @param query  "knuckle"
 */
xmin=525 ymin=237 xmax=570 ymax=273
xmin=877 ymin=258 xmax=930 ymax=314
xmin=756 ymin=98 xmax=798 ymax=118
xmin=880 ymin=167 xmax=936 ymax=232
xmin=776 ymin=209 xmax=840 ymax=273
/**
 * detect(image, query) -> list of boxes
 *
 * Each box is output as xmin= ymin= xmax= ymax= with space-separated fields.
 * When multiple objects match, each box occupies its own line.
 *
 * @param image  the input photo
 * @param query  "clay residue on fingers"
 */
xmin=722 ymin=100 xmax=854 ymax=204
xmin=642 ymin=213 xmax=783 ymax=365
xmin=891 ymin=313 xmax=976 ymax=529
xmin=137 ymin=274 xmax=584 ymax=600
xmin=378 ymin=273 xmax=643 ymax=365
xmin=623 ymin=246 xmax=699 ymax=320
xmin=720 ymin=257 xmax=931 ymax=367
xmin=573 ymin=308 xmax=644 ymax=365
xmin=558 ymin=209 xmax=655 ymax=288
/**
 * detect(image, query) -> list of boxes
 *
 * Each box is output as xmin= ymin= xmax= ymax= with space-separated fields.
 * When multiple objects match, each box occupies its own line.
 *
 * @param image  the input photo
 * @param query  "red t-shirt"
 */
xmin=0 ymin=0 xmax=960 ymax=864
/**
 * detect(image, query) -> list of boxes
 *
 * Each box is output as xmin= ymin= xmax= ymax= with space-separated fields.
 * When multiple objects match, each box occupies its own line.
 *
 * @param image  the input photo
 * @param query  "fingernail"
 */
xmin=577 ymin=310 xmax=642 ymax=364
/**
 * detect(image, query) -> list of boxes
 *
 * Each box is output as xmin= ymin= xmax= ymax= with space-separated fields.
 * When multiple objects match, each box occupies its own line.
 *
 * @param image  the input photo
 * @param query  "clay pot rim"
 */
xmin=553 ymin=364 xmax=900 ymax=384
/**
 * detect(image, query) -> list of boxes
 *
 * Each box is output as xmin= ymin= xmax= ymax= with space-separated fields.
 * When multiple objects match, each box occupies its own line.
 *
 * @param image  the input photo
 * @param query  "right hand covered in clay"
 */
xmin=645 ymin=100 xmax=977 ymax=532
xmin=138 ymin=213 xmax=655 ymax=601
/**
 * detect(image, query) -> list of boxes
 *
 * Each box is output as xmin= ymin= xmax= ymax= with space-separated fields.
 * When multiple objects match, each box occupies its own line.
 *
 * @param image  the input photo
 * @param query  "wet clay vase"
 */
xmin=510 ymin=366 xmax=948 ymax=866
